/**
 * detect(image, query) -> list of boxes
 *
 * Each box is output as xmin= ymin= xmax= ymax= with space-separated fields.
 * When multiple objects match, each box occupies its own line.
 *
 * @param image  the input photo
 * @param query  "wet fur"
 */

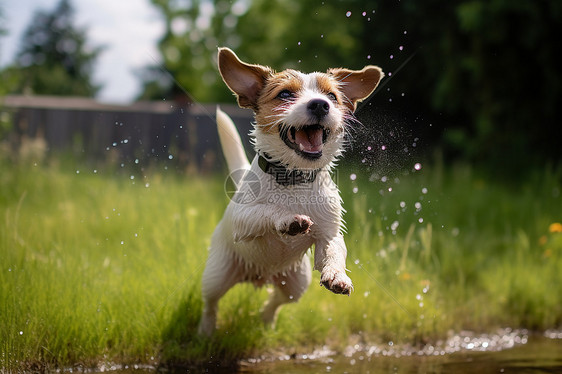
xmin=198 ymin=48 xmax=383 ymax=336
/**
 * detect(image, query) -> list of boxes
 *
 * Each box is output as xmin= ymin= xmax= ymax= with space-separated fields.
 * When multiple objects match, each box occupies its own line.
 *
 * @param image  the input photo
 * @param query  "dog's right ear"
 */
xmin=218 ymin=47 xmax=272 ymax=110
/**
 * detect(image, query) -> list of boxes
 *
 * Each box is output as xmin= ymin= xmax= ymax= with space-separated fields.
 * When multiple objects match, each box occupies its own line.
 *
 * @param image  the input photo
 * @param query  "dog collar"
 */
xmin=258 ymin=154 xmax=319 ymax=186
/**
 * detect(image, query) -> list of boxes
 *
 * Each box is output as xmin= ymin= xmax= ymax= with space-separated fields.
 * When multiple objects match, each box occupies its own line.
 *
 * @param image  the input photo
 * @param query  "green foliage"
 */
xmin=1 ymin=159 xmax=561 ymax=370
xmin=139 ymin=0 xmax=243 ymax=101
xmin=6 ymin=0 xmax=102 ymax=96
xmin=140 ymin=0 xmax=561 ymax=169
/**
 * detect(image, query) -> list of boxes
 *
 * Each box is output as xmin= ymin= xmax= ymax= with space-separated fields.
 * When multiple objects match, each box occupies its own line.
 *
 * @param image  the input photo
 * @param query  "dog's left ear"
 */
xmin=329 ymin=66 xmax=384 ymax=112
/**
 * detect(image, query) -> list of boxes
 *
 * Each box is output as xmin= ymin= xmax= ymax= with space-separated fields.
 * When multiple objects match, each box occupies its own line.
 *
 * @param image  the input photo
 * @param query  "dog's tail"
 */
xmin=216 ymin=106 xmax=250 ymax=173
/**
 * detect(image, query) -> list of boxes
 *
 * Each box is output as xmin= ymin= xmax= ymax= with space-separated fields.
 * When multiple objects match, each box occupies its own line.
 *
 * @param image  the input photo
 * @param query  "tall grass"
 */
xmin=1 ymin=160 xmax=561 ymax=370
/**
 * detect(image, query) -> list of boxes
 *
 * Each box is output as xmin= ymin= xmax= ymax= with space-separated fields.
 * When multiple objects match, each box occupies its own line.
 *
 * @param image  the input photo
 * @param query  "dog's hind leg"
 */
xmin=198 ymin=249 xmax=243 ymax=336
xmin=262 ymin=253 xmax=312 ymax=327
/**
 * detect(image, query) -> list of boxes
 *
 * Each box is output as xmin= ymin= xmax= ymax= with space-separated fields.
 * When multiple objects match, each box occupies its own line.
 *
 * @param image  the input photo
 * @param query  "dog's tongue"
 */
xmin=295 ymin=127 xmax=323 ymax=153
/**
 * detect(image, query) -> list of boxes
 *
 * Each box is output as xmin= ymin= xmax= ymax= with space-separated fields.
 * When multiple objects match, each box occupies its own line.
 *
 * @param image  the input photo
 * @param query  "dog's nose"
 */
xmin=307 ymin=99 xmax=330 ymax=119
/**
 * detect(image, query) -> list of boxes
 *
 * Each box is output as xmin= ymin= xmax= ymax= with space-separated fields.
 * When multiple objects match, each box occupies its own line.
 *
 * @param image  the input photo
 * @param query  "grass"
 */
xmin=1 ymin=158 xmax=561 ymax=371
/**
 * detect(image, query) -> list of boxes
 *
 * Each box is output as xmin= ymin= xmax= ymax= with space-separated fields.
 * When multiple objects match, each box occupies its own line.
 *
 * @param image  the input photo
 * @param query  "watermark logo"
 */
xmin=224 ymin=169 xmax=261 ymax=204
xmin=224 ymin=168 xmax=339 ymax=206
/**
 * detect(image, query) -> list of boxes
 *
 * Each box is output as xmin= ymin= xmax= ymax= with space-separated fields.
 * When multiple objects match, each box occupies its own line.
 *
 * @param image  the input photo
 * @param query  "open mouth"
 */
xmin=280 ymin=124 xmax=330 ymax=160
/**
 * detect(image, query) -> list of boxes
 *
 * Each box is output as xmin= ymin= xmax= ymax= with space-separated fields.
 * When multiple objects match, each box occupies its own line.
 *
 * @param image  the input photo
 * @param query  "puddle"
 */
xmin=55 ymin=330 xmax=561 ymax=373
xmin=239 ymin=329 xmax=562 ymax=374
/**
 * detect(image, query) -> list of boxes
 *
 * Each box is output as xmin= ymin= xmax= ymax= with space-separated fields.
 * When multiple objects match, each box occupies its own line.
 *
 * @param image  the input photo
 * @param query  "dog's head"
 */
xmin=218 ymin=47 xmax=383 ymax=171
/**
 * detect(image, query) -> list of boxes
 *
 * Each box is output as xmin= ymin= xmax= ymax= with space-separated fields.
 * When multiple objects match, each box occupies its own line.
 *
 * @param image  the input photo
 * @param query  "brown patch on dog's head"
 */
xmin=217 ymin=47 xmax=384 ymax=170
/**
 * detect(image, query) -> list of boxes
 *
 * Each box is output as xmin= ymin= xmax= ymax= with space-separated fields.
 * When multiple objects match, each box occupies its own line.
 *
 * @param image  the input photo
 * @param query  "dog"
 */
xmin=198 ymin=47 xmax=383 ymax=336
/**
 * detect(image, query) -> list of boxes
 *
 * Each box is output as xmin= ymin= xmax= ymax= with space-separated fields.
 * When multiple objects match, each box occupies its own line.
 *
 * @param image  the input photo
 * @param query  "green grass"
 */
xmin=1 ymin=159 xmax=561 ymax=371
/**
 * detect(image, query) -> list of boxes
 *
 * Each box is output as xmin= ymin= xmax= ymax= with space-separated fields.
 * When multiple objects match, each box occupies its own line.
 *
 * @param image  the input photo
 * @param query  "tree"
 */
xmin=138 ymin=0 xmax=245 ymax=102
xmin=11 ymin=0 xmax=102 ymax=96
xmin=141 ymin=0 xmax=562 ymax=171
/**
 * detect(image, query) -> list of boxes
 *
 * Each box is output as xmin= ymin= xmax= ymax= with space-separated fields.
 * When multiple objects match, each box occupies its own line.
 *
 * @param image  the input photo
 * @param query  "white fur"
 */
xmin=198 ymin=111 xmax=351 ymax=337
xmin=197 ymin=48 xmax=382 ymax=336
xmin=216 ymin=106 xmax=250 ymax=174
xmin=253 ymin=73 xmax=345 ymax=172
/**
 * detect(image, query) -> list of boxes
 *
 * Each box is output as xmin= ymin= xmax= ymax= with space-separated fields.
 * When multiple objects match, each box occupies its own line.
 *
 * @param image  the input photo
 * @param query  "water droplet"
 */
xmin=415 ymin=202 xmax=422 ymax=210
xmin=381 ymin=145 xmax=386 ymax=150
xmin=19 ymin=331 xmax=23 ymax=335
xmin=130 ymin=175 xmax=135 ymax=180
xmin=422 ymin=187 xmax=428 ymax=194
xmin=414 ymin=163 xmax=422 ymax=170
xmin=400 ymin=201 xmax=406 ymax=208
xmin=350 ymin=173 xmax=357 ymax=181
xmin=76 ymin=170 xmax=80 ymax=174
xmin=367 ymin=54 xmax=371 ymax=60
xmin=135 ymin=159 xmax=139 ymax=164
xmin=418 ymin=218 xmax=424 ymax=223
xmin=145 ymin=183 xmax=150 ymax=188
xmin=120 ymin=241 xmax=124 ymax=245
xmin=399 ymin=45 xmax=404 ymax=51
xmin=362 ymin=11 xmax=366 ymax=16
xmin=168 ymin=154 xmax=173 ymax=160
xmin=390 ymin=221 xmax=399 ymax=231
xmin=346 ymin=11 xmax=352 ymax=17
xmin=390 ymin=54 xmax=394 ymax=59
xmin=352 ymin=187 xmax=359 ymax=194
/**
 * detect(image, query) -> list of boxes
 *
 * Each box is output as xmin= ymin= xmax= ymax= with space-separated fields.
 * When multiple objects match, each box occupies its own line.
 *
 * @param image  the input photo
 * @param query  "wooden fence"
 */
xmin=1 ymin=95 xmax=254 ymax=172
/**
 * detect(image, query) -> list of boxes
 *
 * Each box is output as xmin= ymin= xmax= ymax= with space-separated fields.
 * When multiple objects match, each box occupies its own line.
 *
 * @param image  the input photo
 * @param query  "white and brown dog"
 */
xmin=198 ymin=48 xmax=383 ymax=336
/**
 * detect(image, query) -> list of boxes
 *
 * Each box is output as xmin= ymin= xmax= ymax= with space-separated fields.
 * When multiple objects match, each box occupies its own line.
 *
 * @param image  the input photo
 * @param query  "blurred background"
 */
xmin=1 ymin=0 xmax=561 ymax=176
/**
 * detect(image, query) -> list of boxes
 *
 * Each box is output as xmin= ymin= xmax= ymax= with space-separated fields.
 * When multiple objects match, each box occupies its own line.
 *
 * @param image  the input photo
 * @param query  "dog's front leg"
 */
xmin=314 ymin=233 xmax=353 ymax=295
xmin=231 ymin=204 xmax=313 ymax=241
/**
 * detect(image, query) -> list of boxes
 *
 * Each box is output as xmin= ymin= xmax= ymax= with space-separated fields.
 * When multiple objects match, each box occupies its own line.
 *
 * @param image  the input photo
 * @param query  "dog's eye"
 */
xmin=277 ymin=90 xmax=294 ymax=99
xmin=327 ymin=92 xmax=338 ymax=102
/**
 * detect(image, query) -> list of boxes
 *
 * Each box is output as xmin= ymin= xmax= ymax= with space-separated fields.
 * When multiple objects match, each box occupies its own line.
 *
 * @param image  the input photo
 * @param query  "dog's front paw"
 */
xmin=320 ymin=266 xmax=353 ymax=295
xmin=277 ymin=214 xmax=313 ymax=236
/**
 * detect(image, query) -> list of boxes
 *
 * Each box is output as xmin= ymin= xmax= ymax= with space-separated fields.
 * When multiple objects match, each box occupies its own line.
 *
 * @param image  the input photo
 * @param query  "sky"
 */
xmin=0 ymin=0 xmax=165 ymax=103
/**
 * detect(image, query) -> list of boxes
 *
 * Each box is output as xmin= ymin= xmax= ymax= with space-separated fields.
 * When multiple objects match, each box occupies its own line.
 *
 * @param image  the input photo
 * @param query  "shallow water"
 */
xmin=80 ymin=331 xmax=561 ymax=373
xmin=240 ymin=333 xmax=561 ymax=374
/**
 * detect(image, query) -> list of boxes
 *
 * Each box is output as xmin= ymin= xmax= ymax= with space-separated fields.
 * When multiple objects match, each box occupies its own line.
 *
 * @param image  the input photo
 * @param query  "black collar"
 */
xmin=258 ymin=154 xmax=319 ymax=186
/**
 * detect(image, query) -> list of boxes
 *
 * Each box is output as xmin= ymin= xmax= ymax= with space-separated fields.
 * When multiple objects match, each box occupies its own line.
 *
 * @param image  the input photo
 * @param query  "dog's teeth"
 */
xmin=299 ymin=143 xmax=305 ymax=151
